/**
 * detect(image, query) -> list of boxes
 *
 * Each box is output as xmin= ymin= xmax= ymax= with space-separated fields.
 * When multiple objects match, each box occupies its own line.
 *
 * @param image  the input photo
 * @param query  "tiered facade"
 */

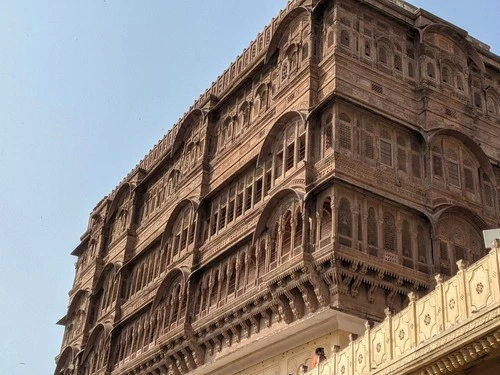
xmin=55 ymin=0 xmax=500 ymax=374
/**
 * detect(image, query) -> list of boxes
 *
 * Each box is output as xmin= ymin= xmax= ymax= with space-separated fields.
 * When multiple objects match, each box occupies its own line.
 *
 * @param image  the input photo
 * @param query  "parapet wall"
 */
xmin=305 ymin=245 xmax=500 ymax=375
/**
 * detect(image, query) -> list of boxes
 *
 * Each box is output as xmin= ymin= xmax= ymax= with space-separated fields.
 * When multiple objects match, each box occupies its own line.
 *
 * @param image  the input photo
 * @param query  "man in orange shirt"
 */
xmin=310 ymin=347 xmax=326 ymax=369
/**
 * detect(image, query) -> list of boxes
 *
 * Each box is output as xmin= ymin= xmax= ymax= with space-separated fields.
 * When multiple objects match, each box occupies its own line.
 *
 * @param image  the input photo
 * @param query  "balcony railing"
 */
xmin=304 ymin=244 xmax=500 ymax=375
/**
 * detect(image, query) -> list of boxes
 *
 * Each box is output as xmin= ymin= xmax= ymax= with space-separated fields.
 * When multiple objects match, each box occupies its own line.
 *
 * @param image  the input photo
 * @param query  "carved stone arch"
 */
xmin=257 ymin=111 xmax=307 ymax=165
xmin=66 ymin=289 xmax=90 ymax=321
xmin=151 ymin=267 xmax=189 ymax=311
xmin=171 ymin=108 xmax=205 ymax=157
xmin=376 ymin=36 xmax=394 ymax=51
xmin=166 ymin=168 xmax=181 ymax=194
xmin=427 ymin=129 xmax=496 ymax=184
xmin=160 ymin=198 xmax=198 ymax=248
xmin=54 ymin=345 xmax=80 ymax=375
xmin=254 ymin=82 xmax=269 ymax=113
xmin=284 ymin=42 xmax=299 ymax=58
xmin=81 ymin=323 xmax=113 ymax=363
xmin=438 ymin=58 xmax=456 ymax=84
xmin=238 ymin=100 xmax=251 ymax=126
xmin=253 ymin=188 xmax=304 ymax=244
xmin=89 ymin=212 xmax=103 ymax=232
xmin=265 ymin=6 xmax=311 ymax=64
xmin=433 ymin=206 xmax=489 ymax=274
xmin=420 ymin=24 xmax=485 ymax=73
xmin=485 ymin=87 xmax=500 ymax=116
xmin=432 ymin=205 xmax=489 ymax=232
xmin=106 ymin=182 xmax=133 ymax=223
xmin=93 ymin=262 xmax=120 ymax=293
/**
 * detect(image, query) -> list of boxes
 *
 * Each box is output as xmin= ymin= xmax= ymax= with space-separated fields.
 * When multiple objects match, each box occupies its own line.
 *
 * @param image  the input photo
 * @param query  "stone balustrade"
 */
xmin=304 ymin=243 xmax=500 ymax=375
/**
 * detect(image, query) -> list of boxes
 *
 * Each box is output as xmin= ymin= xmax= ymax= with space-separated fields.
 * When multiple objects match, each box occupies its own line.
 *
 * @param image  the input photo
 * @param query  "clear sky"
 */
xmin=0 ymin=1 xmax=498 ymax=374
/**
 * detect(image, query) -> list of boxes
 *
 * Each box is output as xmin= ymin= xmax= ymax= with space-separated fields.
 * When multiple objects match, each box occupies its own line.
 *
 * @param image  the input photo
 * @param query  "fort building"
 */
xmin=55 ymin=0 xmax=500 ymax=374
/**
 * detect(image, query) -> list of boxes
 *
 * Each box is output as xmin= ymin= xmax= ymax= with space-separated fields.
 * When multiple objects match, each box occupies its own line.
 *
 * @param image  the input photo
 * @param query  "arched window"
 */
xmin=327 ymin=30 xmax=334 ymax=47
xmin=408 ymin=62 xmax=415 ymax=78
xmin=338 ymin=198 xmax=352 ymax=247
xmin=397 ymin=136 xmax=408 ymax=172
xmin=247 ymin=247 xmax=256 ymax=285
xmin=394 ymin=55 xmax=402 ymax=71
xmin=402 ymin=220 xmax=412 ymax=267
xmin=437 ymin=216 xmax=484 ymax=275
xmin=427 ymin=62 xmax=435 ymax=78
xmin=442 ymin=66 xmax=450 ymax=84
xmin=417 ymin=225 xmax=428 ymax=273
xmin=210 ymin=271 xmax=219 ymax=308
xmin=383 ymin=212 xmax=396 ymax=251
xmin=274 ymin=138 xmax=284 ymax=179
xmin=378 ymin=46 xmax=388 ymax=64
xmin=363 ymin=121 xmax=375 ymax=161
xmin=239 ymin=102 xmax=251 ymax=128
xmin=340 ymin=30 xmax=350 ymax=47
xmin=294 ymin=211 xmax=303 ymax=249
xmin=338 ymin=113 xmax=352 ymax=151
xmin=322 ymin=112 xmax=333 ymax=157
xmin=282 ymin=211 xmax=292 ymax=258
xmin=456 ymin=74 xmax=464 ymax=91
xmin=228 ymin=260 xmax=236 ymax=295
xmin=379 ymin=129 xmax=393 ymax=167
xmin=483 ymin=173 xmax=494 ymax=207
xmin=302 ymin=43 xmax=309 ymax=60
xmin=320 ymin=198 xmax=332 ymax=245
xmin=367 ymin=207 xmax=378 ymax=256
xmin=166 ymin=206 xmax=194 ymax=264
xmin=487 ymin=96 xmax=498 ymax=116
xmin=237 ymin=256 xmax=246 ymax=291
xmin=258 ymin=241 xmax=266 ymax=277
xmin=270 ymin=223 xmax=279 ymax=267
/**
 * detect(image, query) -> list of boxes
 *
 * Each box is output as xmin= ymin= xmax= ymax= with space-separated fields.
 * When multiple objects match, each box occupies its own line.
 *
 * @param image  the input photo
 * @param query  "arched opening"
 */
xmin=340 ymin=30 xmax=350 ymax=47
xmin=338 ymin=198 xmax=352 ymax=247
xmin=382 ymin=212 xmax=396 ymax=252
xmin=282 ymin=211 xmax=292 ymax=260
xmin=436 ymin=214 xmax=485 ymax=276
xmin=320 ymin=198 xmax=332 ymax=247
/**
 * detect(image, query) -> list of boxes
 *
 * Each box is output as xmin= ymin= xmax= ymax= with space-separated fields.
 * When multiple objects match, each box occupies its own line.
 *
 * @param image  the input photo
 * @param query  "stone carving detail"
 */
xmin=56 ymin=1 xmax=500 ymax=374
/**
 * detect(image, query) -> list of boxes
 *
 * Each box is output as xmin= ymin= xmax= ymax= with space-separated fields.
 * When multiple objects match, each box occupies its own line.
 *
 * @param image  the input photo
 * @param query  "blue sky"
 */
xmin=0 ymin=1 xmax=498 ymax=374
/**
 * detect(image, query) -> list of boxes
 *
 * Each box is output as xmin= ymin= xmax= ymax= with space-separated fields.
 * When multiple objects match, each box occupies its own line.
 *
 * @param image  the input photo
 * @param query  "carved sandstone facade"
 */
xmin=55 ymin=1 xmax=500 ymax=374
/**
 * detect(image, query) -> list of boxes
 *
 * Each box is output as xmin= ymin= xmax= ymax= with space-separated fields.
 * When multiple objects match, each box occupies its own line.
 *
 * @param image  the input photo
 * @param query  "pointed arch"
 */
xmin=433 ymin=205 xmax=489 ymax=232
xmin=160 ymin=199 xmax=198 ymax=248
xmin=428 ymin=129 xmax=495 ymax=184
xmin=435 ymin=207 xmax=488 ymax=275
xmin=93 ymin=263 xmax=120 ymax=293
xmin=66 ymin=289 xmax=90 ymax=319
xmin=54 ymin=345 xmax=80 ymax=375
xmin=171 ymin=108 xmax=205 ymax=156
xmin=81 ymin=323 xmax=112 ymax=362
xmin=253 ymin=188 xmax=304 ymax=243
xmin=151 ymin=267 xmax=189 ymax=311
xmin=257 ymin=111 xmax=307 ymax=166
xmin=264 ymin=6 xmax=311 ymax=64
xmin=421 ymin=24 xmax=485 ymax=73
xmin=106 ymin=182 xmax=133 ymax=223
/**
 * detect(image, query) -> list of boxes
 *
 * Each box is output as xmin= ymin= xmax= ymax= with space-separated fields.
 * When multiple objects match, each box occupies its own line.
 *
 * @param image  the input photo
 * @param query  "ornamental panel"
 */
xmin=416 ymin=292 xmax=439 ymax=342
xmin=442 ymin=277 xmax=461 ymax=328
xmin=392 ymin=308 xmax=412 ymax=357
xmin=466 ymin=263 xmax=493 ymax=312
